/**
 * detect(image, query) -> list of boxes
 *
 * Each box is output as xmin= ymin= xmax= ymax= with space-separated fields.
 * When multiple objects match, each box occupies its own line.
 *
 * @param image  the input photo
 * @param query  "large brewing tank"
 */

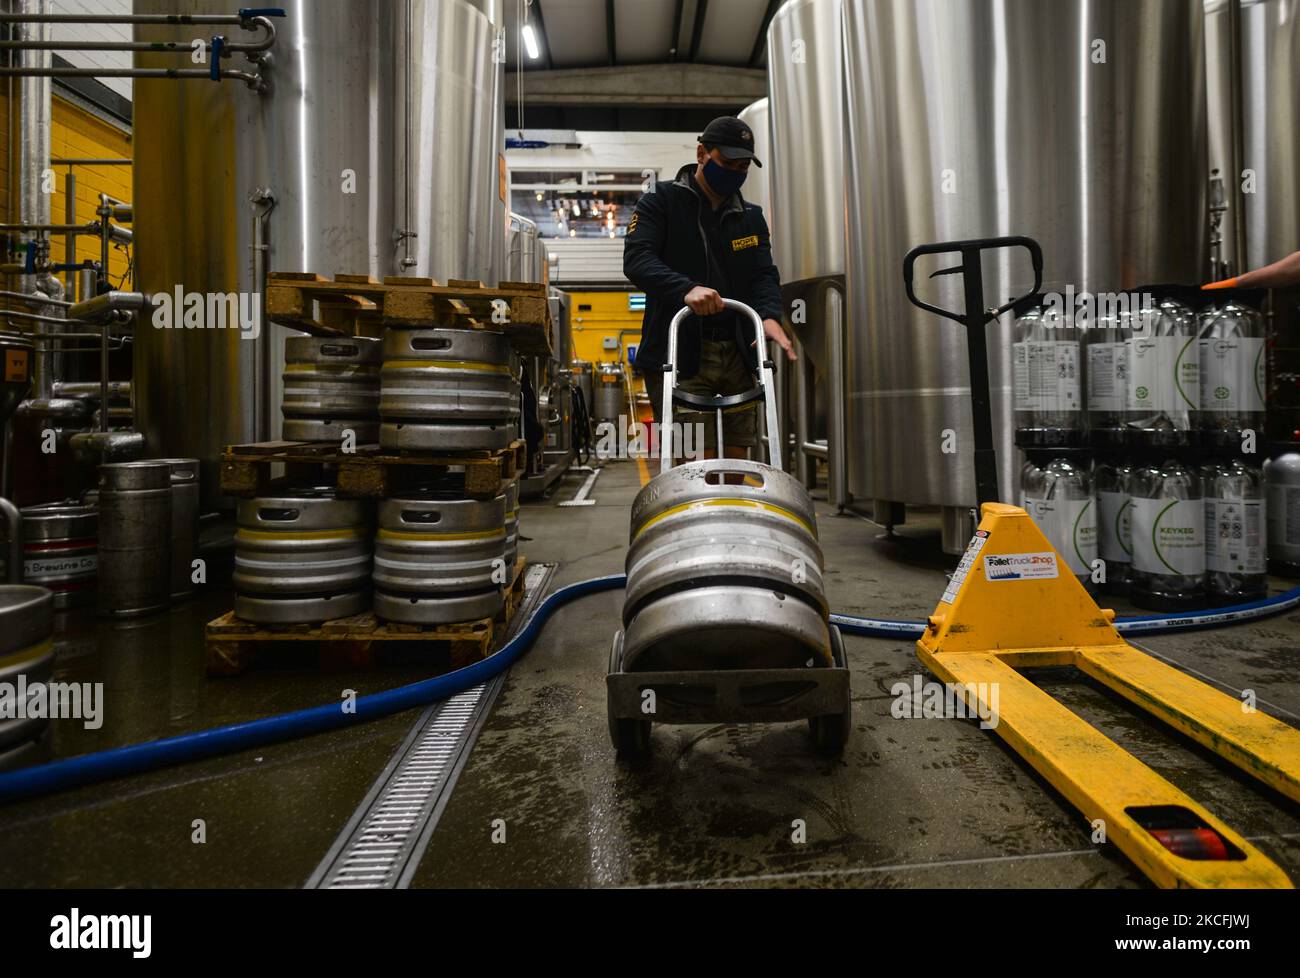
xmin=843 ymin=0 xmax=1208 ymax=548
xmin=766 ymin=0 xmax=846 ymax=497
xmin=736 ymin=98 xmax=771 ymax=216
xmin=134 ymin=0 xmax=502 ymax=505
xmin=1205 ymin=0 xmax=1300 ymax=272
xmin=767 ymin=0 xmax=844 ymax=287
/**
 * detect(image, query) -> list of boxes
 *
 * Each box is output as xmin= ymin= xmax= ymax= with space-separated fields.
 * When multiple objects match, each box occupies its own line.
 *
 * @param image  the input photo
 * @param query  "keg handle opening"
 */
xmin=661 ymin=298 xmax=783 ymax=475
xmin=705 ymin=467 xmax=765 ymax=487
xmin=409 ymin=337 xmax=452 ymax=352
xmin=401 ymin=511 xmax=442 ymax=524
xmin=319 ymin=343 xmax=360 ymax=358
xmin=257 ymin=508 xmax=301 ymax=522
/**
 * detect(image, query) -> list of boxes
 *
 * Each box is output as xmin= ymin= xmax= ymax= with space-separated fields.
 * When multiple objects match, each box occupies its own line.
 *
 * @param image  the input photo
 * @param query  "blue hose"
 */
xmin=2 ymin=575 xmax=1297 ymax=804
xmin=0 ymin=575 xmax=625 ymax=804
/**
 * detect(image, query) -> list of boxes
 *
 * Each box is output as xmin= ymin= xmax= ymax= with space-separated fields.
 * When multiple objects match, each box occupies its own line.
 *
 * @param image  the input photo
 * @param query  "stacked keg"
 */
xmin=0 ymin=586 xmax=55 ymax=764
xmin=282 ymin=336 xmax=382 ymax=442
xmin=0 ymin=502 xmax=98 ymax=608
xmin=621 ymin=459 xmax=831 ymax=672
xmin=380 ymin=328 xmax=514 ymax=451
xmin=232 ymin=490 xmax=373 ymax=624
xmin=373 ymin=490 xmax=507 ymax=624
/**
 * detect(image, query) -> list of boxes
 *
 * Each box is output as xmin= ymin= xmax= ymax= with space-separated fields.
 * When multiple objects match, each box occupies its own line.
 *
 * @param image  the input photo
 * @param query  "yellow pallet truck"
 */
xmin=903 ymin=237 xmax=1299 ymax=888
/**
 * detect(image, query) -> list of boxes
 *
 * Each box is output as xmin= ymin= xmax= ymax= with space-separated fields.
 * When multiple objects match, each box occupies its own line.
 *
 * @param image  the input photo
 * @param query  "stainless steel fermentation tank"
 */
xmin=736 ymin=98 xmax=771 ymax=216
xmin=842 ymin=0 xmax=1208 ymax=550
xmin=134 ymin=0 xmax=505 ymax=504
xmin=1204 ymin=0 xmax=1300 ymax=274
xmin=765 ymin=0 xmax=847 ymax=504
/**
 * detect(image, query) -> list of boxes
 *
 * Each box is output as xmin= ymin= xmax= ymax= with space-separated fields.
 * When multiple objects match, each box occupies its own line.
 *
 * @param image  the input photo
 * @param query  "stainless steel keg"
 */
xmin=373 ymin=491 xmax=507 ymax=625
xmin=282 ymin=335 xmax=382 ymax=442
xmin=570 ymin=359 xmax=593 ymax=413
xmin=233 ymin=490 xmax=372 ymax=624
xmin=594 ymin=361 xmax=627 ymax=425
xmin=0 ymin=503 xmax=97 ymax=609
xmin=98 ymin=461 xmax=172 ymax=617
xmin=158 ymin=458 xmax=200 ymax=601
xmin=379 ymin=328 xmax=514 ymax=451
xmin=0 ymin=586 xmax=55 ymax=760
xmin=621 ymin=458 xmax=829 ymax=672
xmin=501 ymin=477 xmax=519 ymax=569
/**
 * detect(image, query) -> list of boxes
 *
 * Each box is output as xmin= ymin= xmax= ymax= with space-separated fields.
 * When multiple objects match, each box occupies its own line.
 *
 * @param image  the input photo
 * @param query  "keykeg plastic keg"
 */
xmin=233 ymin=490 xmax=372 ymax=624
xmin=1202 ymin=458 xmax=1267 ymax=603
xmin=0 ymin=502 xmax=97 ymax=608
xmin=379 ymin=328 xmax=514 ymax=451
xmin=0 ymin=585 xmax=54 ymax=762
xmin=373 ymin=491 xmax=507 ymax=625
xmin=1128 ymin=457 xmax=1206 ymax=610
xmin=282 ymin=335 xmax=382 ymax=443
xmin=621 ymin=458 xmax=829 ymax=672
xmin=1264 ymin=448 xmax=1300 ymax=575
xmin=98 ymin=461 xmax=172 ymax=617
xmin=158 ymin=459 xmax=200 ymax=601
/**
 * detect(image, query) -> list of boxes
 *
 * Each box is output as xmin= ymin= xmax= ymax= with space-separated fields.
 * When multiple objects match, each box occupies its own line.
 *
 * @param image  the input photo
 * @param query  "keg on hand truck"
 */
xmin=606 ymin=299 xmax=851 ymax=761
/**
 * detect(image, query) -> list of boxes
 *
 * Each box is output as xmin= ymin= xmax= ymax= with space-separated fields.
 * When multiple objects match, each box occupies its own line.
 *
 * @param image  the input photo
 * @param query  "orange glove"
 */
xmin=1202 ymin=277 xmax=1239 ymax=290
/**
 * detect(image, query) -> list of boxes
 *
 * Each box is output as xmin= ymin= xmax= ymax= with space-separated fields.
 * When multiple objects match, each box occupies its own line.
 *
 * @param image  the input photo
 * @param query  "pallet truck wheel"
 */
xmin=607 ymin=630 xmax=652 ymax=761
xmin=808 ymin=625 xmax=851 ymax=756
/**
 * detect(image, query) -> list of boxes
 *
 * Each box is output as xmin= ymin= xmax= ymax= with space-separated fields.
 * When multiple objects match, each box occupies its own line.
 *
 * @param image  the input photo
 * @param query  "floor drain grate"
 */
xmin=306 ymin=563 xmax=555 ymax=889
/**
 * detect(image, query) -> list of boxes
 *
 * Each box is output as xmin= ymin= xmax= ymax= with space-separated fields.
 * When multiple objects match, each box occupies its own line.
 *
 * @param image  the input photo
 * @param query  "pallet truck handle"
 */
xmin=901 ymin=236 xmax=1044 ymax=506
xmin=660 ymin=298 xmax=782 ymax=475
xmin=903 ymin=236 xmax=1043 ymax=328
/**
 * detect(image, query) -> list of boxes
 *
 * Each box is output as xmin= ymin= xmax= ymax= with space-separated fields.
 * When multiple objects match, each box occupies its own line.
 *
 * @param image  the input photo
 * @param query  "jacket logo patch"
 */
xmin=731 ymin=235 xmax=759 ymax=252
xmin=627 ymin=213 xmax=639 ymax=235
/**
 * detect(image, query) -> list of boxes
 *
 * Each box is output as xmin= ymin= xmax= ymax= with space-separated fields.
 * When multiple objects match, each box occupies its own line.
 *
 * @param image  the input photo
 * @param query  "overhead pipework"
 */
xmin=0 ymin=6 xmax=286 ymax=91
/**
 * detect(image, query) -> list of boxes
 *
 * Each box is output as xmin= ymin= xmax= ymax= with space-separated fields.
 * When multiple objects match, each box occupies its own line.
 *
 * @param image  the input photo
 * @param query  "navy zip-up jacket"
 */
xmin=623 ymin=163 xmax=782 ymax=378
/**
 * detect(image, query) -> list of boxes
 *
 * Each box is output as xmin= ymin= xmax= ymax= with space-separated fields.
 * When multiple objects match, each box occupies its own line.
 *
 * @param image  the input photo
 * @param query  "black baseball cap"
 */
xmin=699 ymin=116 xmax=763 ymax=168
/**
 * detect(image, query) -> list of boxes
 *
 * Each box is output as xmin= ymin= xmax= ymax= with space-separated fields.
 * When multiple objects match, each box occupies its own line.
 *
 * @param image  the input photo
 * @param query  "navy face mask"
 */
xmin=702 ymin=158 xmax=747 ymax=198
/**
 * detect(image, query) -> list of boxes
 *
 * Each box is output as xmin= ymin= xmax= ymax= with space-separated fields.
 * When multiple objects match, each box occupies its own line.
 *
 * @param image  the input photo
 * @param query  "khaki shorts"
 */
xmin=643 ymin=339 xmax=758 ymax=451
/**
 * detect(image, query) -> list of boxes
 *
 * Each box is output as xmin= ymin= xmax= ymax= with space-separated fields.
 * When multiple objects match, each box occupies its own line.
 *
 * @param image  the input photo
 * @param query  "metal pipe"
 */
xmin=791 ymin=337 xmax=814 ymax=488
xmin=54 ymin=379 xmax=130 ymax=400
xmin=0 ymin=12 xmax=259 ymax=24
xmin=0 ymin=67 xmax=266 ymax=90
xmin=62 ymin=169 xmax=74 ymax=299
xmin=17 ymin=0 xmax=49 ymax=298
xmin=0 ymin=19 xmax=276 ymax=55
xmin=249 ymin=188 xmax=276 ymax=442
xmin=0 ymin=220 xmax=99 ymax=234
xmin=52 ymin=158 xmax=131 ymax=166
xmin=98 ymin=194 xmax=109 ymax=293
xmin=1226 ymin=0 xmax=1248 ymax=268
xmin=68 ymin=291 xmax=150 ymax=322
xmin=0 ymin=287 xmax=70 ymax=306
xmin=825 ymin=279 xmax=848 ymax=511
xmin=802 ymin=441 xmax=829 ymax=461
xmin=0 ymin=495 xmax=20 ymax=583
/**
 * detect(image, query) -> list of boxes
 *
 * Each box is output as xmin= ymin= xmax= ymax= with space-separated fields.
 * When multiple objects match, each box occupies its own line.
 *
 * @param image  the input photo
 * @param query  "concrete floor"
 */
xmin=1 ymin=461 xmax=1298 ymax=888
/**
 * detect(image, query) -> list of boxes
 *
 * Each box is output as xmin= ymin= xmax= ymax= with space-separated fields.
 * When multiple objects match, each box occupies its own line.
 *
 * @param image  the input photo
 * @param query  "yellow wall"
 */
xmin=568 ymin=290 xmax=643 ymax=371
xmin=0 ymin=91 xmax=133 ymax=293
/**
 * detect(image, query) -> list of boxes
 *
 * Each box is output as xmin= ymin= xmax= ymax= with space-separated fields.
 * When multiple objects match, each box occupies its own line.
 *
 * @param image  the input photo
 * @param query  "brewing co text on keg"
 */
xmin=149 ymin=287 xmax=261 ymax=340
xmin=0 ymin=677 xmax=103 ymax=730
xmin=49 ymin=909 xmax=151 ymax=959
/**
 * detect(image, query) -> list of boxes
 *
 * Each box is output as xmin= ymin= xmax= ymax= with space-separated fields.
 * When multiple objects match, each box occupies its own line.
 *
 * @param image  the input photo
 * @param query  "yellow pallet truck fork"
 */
xmin=903 ymin=237 xmax=1299 ymax=888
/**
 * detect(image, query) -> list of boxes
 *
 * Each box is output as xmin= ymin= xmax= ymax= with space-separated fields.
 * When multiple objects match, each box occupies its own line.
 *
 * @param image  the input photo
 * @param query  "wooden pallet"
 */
xmin=219 ymin=438 xmax=526 ymax=500
xmin=265 ymin=273 xmax=553 ymax=355
xmin=206 ymin=558 xmax=529 ymax=677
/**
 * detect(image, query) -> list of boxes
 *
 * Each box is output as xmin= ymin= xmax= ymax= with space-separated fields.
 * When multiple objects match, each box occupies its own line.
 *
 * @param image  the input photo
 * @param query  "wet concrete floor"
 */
xmin=1 ymin=461 xmax=1297 ymax=888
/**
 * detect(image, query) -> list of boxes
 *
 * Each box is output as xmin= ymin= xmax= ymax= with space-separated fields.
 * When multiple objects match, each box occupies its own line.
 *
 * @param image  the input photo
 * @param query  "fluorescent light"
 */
xmin=522 ymin=24 xmax=540 ymax=59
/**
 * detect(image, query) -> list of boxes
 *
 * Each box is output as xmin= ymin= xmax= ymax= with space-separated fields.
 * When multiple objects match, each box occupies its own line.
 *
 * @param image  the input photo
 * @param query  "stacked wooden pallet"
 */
xmin=264 ymin=272 xmax=553 ymax=355
xmin=205 ymin=556 xmax=529 ymax=676
xmin=219 ymin=438 xmax=527 ymax=501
